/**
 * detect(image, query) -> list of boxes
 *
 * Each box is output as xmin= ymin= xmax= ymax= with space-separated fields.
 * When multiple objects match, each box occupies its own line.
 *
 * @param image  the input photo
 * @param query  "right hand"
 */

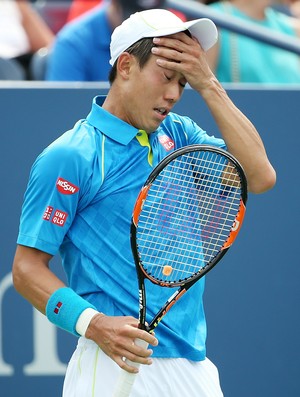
xmin=85 ymin=314 xmax=158 ymax=373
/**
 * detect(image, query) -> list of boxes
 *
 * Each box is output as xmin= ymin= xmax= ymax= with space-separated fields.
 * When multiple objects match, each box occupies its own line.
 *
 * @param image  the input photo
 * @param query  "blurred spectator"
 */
xmin=46 ymin=0 xmax=186 ymax=82
xmin=0 ymin=0 xmax=54 ymax=79
xmin=289 ymin=0 xmax=300 ymax=17
xmin=65 ymin=0 xmax=186 ymax=22
xmin=32 ymin=0 xmax=70 ymax=34
xmin=67 ymin=0 xmax=102 ymax=22
xmin=273 ymin=0 xmax=300 ymax=18
xmin=205 ymin=0 xmax=300 ymax=83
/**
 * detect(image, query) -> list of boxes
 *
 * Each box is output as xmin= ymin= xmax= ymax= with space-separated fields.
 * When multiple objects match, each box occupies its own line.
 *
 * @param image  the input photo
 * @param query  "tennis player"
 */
xmin=12 ymin=9 xmax=276 ymax=397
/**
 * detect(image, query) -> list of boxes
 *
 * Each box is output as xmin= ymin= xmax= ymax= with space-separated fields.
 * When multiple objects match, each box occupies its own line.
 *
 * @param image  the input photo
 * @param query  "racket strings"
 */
xmin=136 ymin=151 xmax=242 ymax=284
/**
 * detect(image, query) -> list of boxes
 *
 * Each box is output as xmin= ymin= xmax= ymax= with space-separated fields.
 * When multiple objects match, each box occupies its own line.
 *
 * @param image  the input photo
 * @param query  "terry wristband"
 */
xmin=46 ymin=287 xmax=97 ymax=336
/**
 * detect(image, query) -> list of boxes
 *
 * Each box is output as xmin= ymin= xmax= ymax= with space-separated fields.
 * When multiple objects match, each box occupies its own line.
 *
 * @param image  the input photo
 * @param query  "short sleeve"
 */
xmin=171 ymin=114 xmax=226 ymax=149
xmin=17 ymin=136 xmax=96 ymax=255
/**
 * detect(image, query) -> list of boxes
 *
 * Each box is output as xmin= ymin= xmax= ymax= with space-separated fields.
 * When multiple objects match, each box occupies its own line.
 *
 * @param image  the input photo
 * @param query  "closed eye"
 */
xmin=164 ymin=72 xmax=186 ymax=89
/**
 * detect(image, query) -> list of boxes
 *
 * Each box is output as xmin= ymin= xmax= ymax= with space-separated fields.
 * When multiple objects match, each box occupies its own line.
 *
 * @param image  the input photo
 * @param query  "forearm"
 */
xmin=12 ymin=245 xmax=65 ymax=314
xmin=198 ymin=78 xmax=276 ymax=193
xmin=18 ymin=1 xmax=54 ymax=51
xmin=149 ymin=33 xmax=276 ymax=193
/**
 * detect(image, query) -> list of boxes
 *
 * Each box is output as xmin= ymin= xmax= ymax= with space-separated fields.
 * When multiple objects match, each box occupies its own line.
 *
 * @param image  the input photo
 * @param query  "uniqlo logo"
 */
xmin=51 ymin=210 xmax=68 ymax=227
xmin=158 ymin=135 xmax=174 ymax=151
xmin=43 ymin=206 xmax=53 ymax=221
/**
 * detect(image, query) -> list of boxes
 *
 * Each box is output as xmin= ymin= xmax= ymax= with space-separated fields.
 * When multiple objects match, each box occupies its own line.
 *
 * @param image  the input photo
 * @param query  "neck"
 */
xmin=102 ymin=84 xmax=126 ymax=121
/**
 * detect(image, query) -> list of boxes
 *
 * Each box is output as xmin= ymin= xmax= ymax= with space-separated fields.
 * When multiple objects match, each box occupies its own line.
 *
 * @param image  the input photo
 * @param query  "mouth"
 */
xmin=154 ymin=107 xmax=169 ymax=118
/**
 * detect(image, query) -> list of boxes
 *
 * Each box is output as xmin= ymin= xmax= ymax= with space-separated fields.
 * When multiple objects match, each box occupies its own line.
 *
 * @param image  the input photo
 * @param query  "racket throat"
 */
xmin=139 ymin=323 xmax=151 ymax=333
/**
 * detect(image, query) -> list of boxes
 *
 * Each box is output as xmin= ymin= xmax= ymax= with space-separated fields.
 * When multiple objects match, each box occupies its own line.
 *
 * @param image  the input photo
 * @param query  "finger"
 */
xmin=116 ymin=324 xmax=158 ymax=347
xmin=153 ymin=33 xmax=194 ymax=50
xmin=121 ymin=349 xmax=153 ymax=365
xmin=113 ymin=329 xmax=158 ymax=361
xmin=154 ymin=56 xmax=183 ymax=72
xmin=129 ymin=341 xmax=153 ymax=358
xmin=113 ymin=349 xmax=153 ymax=373
xmin=151 ymin=46 xmax=183 ymax=63
xmin=114 ymin=356 xmax=140 ymax=374
xmin=135 ymin=330 xmax=158 ymax=347
xmin=117 ymin=335 xmax=157 ymax=368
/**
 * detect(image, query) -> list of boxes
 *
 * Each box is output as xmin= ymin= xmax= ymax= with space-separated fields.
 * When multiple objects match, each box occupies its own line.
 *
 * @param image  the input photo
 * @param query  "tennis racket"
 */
xmin=113 ymin=144 xmax=247 ymax=397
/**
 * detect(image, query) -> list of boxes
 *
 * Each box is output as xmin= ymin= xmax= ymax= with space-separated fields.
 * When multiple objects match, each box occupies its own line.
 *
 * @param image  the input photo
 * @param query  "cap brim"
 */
xmin=142 ymin=18 xmax=218 ymax=51
xmin=184 ymin=18 xmax=218 ymax=51
xmin=143 ymin=26 xmax=187 ymax=39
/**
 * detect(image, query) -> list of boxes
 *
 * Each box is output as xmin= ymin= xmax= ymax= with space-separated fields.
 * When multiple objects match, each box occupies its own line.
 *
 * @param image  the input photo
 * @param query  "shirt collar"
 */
xmin=86 ymin=96 xmax=139 ymax=145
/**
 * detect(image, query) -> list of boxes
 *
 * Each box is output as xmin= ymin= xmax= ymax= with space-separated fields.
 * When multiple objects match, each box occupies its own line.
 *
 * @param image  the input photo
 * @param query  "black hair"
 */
xmin=108 ymin=37 xmax=155 ymax=84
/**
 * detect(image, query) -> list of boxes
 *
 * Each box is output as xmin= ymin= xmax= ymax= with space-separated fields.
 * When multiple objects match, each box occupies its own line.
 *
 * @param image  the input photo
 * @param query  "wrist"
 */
xmin=84 ymin=311 xmax=106 ymax=340
xmin=75 ymin=308 xmax=101 ymax=337
xmin=198 ymin=77 xmax=227 ymax=100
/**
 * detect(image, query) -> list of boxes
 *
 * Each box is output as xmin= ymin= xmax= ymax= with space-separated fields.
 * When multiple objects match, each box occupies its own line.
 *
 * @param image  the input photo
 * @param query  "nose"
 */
xmin=164 ymin=83 xmax=181 ymax=104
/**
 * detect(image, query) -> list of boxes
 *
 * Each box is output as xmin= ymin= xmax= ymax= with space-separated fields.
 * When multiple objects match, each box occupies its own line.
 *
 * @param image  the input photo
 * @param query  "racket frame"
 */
xmin=130 ymin=144 xmax=247 ymax=332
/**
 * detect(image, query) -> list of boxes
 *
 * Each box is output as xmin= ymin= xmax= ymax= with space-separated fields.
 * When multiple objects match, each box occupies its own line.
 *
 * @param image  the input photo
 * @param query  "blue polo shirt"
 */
xmin=46 ymin=5 xmax=112 ymax=81
xmin=18 ymin=96 xmax=225 ymax=360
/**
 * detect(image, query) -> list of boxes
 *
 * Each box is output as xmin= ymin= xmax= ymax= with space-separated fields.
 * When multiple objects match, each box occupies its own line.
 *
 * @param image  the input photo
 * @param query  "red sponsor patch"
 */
xmin=158 ymin=135 xmax=174 ymax=151
xmin=43 ymin=206 xmax=53 ymax=221
xmin=51 ymin=210 xmax=68 ymax=227
xmin=56 ymin=177 xmax=79 ymax=195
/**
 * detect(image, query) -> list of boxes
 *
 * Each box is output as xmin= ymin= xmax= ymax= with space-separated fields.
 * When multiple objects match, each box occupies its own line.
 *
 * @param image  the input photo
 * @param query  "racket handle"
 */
xmin=112 ymin=338 xmax=149 ymax=397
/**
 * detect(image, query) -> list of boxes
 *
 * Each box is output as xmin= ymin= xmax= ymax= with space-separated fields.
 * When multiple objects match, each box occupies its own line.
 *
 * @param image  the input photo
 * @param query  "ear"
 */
xmin=117 ymin=52 xmax=136 ymax=80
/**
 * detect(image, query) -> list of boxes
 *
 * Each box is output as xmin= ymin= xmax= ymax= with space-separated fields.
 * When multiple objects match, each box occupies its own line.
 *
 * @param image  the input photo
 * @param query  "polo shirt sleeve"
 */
xmin=183 ymin=116 xmax=226 ymax=149
xmin=17 ymin=134 xmax=97 ymax=255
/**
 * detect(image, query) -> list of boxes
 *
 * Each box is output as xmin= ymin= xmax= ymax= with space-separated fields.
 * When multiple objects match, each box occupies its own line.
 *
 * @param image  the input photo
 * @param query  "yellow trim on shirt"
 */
xmin=136 ymin=129 xmax=153 ymax=166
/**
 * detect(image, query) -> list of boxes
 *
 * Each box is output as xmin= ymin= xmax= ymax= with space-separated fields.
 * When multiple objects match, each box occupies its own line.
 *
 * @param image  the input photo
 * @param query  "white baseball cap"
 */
xmin=109 ymin=9 xmax=218 ymax=66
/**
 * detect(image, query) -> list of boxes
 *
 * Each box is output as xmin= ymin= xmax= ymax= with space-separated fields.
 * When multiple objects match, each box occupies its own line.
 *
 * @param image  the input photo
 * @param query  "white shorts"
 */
xmin=63 ymin=337 xmax=224 ymax=397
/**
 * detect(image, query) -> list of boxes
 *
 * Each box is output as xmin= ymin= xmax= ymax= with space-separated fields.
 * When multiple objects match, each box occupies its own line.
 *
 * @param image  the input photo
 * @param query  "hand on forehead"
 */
xmin=152 ymin=31 xmax=196 ymax=51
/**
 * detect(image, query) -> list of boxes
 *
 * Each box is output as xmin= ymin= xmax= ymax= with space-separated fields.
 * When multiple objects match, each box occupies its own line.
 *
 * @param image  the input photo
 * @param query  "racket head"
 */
xmin=131 ymin=145 xmax=247 ymax=287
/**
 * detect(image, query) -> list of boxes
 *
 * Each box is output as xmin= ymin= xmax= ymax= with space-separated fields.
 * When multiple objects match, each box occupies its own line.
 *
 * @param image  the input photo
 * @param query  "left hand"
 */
xmin=151 ymin=32 xmax=215 ymax=92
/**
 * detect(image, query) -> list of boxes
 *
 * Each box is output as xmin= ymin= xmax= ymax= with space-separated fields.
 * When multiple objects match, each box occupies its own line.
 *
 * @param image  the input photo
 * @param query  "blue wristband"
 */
xmin=46 ymin=287 xmax=96 ymax=336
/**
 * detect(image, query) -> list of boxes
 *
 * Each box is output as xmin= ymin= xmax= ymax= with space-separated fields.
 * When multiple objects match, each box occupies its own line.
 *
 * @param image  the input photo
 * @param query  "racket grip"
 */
xmin=112 ymin=338 xmax=149 ymax=397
